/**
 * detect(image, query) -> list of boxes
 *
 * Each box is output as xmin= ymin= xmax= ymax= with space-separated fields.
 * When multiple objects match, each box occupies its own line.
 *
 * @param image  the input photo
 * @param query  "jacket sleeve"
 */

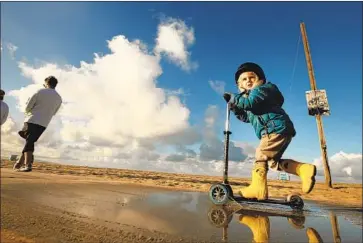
xmin=231 ymin=106 xmax=250 ymax=123
xmin=25 ymin=92 xmax=38 ymax=114
xmin=233 ymin=85 xmax=276 ymax=111
xmin=53 ymin=98 xmax=63 ymax=116
xmin=54 ymin=102 xmax=62 ymax=116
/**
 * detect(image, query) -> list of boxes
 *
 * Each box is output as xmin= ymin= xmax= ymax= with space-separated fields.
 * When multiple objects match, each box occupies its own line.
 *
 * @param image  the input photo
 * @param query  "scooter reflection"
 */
xmin=207 ymin=205 xmax=339 ymax=243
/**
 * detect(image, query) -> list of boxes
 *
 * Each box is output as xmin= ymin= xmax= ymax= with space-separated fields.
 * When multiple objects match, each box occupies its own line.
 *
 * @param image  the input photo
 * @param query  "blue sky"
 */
xmin=1 ymin=2 xmax=362 ymax=173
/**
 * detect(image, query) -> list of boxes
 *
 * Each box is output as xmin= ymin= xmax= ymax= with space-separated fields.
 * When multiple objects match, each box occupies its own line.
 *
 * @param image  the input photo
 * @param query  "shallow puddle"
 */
xmin=126 ymin=191 xmax=363 ymax=242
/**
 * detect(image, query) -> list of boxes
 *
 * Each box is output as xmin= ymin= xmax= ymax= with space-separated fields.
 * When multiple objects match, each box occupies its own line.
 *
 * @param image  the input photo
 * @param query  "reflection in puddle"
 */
xmin=127 ymin=192 xmax=362 ymax=242
xmin=207 ymin=203 xmax=361 ymax=243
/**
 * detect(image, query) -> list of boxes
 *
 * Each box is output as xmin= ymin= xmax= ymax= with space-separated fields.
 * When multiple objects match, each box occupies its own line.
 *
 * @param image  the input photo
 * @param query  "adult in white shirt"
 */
xmin=0 ymin=89 xmax=9 ymax=126
xmin=14 ymin=76 xmax=62 ymax=172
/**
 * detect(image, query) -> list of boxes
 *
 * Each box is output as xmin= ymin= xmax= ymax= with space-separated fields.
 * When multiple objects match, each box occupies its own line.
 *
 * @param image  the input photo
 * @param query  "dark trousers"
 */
xmin=18 ymin=122 xmax=46 ymax=153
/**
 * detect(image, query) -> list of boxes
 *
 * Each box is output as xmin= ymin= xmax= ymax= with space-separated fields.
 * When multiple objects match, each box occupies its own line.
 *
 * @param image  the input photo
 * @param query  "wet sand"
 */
xmin=1 ymin=167 xmax=362 ymax=243
xmin=1 ymin=169 xmax=194 ymax=243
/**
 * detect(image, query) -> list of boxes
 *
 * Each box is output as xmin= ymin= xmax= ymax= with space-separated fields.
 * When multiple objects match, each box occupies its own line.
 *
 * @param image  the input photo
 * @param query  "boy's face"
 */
xmin=237 ymin=71 xmax=264 ymax=92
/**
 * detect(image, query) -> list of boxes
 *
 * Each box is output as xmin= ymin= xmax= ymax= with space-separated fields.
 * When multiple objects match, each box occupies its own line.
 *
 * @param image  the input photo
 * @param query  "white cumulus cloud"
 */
xmin=6 ymin=42 xmax=18 ymax=59
xmin=5 ymin=15 xmax=202 ymax=164
xmin=154 ymin=17 xmax=197 ymax=71
xmin=313 ymin=151 xmax=362 ymax=181
xmin=209 ymin=80 xmax=225 ymax=95
xmin=0 ymin=41 xmax=18 ymax=59
xmin=9 ymin=35 xmax=191 ymax=151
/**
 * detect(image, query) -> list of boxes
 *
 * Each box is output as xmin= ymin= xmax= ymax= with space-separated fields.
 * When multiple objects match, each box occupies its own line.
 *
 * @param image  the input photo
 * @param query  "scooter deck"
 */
xmin=229 ymin=196 xmax=306 ymax=216
xmin=233 ymin=196 xmax=290 ymax=206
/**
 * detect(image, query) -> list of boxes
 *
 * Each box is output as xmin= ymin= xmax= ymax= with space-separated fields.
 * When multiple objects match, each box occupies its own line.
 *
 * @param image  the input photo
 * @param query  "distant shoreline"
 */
xmin=1 ymin=159 xmax=362 ymax=208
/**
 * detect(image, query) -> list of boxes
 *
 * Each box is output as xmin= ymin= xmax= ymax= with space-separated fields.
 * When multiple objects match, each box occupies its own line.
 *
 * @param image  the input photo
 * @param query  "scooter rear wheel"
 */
xmin=287 ymin=216 xmax=306 ymax=229
xmin=209 ymin=183 xmax=231 ymax=205
xmin=286 ymin=194 xmax=304 ymax=210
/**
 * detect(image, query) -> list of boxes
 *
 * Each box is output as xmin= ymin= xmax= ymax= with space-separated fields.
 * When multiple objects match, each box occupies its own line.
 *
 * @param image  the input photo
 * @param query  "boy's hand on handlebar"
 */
xmin=223 ymin=92 xmax=234 ymax=102
xmin=223 ymin=92 xmax=236 ymax=109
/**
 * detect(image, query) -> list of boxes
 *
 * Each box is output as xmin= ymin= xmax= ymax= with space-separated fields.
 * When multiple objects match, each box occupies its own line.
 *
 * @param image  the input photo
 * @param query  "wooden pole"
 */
xmin=222 ymin=226 xmax=228 ymax=242
xmin=329 ymin=212 xmax=341 ymax=243
xmin=300 ymin=22 xmax=333 ymax=188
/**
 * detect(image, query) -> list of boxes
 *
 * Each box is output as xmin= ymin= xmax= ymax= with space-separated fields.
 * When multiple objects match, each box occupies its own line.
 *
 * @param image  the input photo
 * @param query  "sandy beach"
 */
xmin=1 ymin=159 xmax=361 ymax=208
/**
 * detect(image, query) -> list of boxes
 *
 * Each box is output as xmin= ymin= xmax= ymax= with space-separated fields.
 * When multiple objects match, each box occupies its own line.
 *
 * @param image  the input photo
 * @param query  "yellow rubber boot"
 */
xmin=280 ymin=159 xmax=317 ymax=194
xmin=306 ymin=228 xmax=323 ymax=243
xmin=239 ymin=215 xmax=270 ymax=243
xmin=238 ymin=163 xmax=268 ymax=200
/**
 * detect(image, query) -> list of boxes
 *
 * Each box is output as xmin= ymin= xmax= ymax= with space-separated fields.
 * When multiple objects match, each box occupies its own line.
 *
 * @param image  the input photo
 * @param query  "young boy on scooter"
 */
xmin=223 ymin=62 xmax=317 ymax=200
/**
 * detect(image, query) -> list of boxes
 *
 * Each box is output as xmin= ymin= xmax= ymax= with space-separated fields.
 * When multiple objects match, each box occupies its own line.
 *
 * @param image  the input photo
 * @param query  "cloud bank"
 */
xmin=2 ymin=17 xmax=249 ymax=175
xmin=313 ymin=151 xmax=362 ymax=181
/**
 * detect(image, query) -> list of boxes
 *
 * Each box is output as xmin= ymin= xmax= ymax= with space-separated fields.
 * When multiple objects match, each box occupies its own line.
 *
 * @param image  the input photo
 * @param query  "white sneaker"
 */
xmin=18 ymin=166 xmax=32 ymax=172
xmin=13 ymin=159 xmax=24 ymax=170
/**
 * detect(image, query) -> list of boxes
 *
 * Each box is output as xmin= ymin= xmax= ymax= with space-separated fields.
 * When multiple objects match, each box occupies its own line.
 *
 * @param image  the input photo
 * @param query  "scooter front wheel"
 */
xmin=207 ymin=206 xmax=233 ymax=228
xmin=209 ymin=183 xmax=231 ymax=205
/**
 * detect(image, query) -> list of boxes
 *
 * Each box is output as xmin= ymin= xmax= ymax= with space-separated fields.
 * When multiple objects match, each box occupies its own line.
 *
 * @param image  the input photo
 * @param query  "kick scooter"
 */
xmin=208 ymin=104 xmax=304 ymax=210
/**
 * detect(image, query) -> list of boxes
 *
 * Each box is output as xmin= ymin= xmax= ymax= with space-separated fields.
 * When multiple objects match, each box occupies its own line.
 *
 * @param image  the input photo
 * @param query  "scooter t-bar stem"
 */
xmin=225 ymin=103 xmax=230 ymax=132
xmin=223 ymin=103 xmax=232 ymax=184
